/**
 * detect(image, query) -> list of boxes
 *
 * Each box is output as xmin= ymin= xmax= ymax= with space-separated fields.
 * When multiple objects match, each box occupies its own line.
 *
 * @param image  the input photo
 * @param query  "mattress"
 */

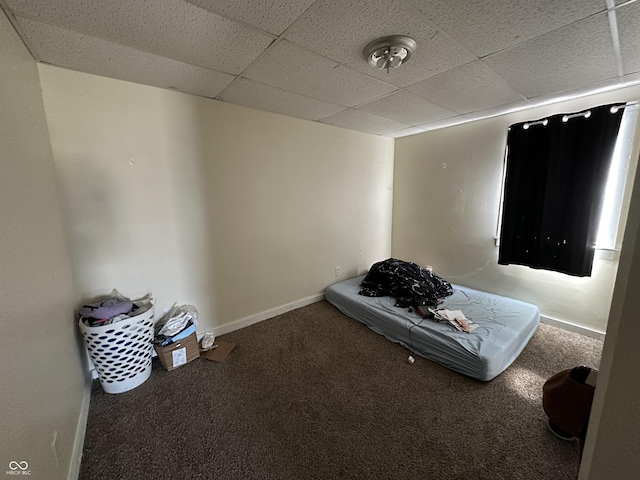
xmin=325 ymin=275 xmax=540 ymax=381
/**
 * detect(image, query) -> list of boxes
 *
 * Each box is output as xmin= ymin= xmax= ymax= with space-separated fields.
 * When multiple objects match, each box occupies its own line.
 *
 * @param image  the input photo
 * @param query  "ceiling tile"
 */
xmin=616 ymin=2 xmax=640 ymax=75
xmin=6 ymin=0 xmax=274 ymax=74
xmin=17 ymin=17 xmax=235 ymax=98
xmin=320 ymin=109 xmax=410 ymax=135
xmin=358 ymin=90 xmax=456 ymax=125
xmin=219 ymin=78 xmax=346 ymax=121
xmin=406 ymin=61 xmax=524 ymax=114
xmin=242 ymin=40 xmax=397 ymax=107
xmin=483 ymin=12 xmax=618 ymax=98
xmin=408 ymin=0 xmax=606 ymax=57
xmin=284 ymin=0 xmax=476 ymax=88
xmin=191 ymin=0 xmax=316 ymax=36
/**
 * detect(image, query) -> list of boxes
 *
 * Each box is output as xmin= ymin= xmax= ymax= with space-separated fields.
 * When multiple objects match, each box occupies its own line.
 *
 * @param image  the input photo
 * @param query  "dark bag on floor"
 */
xmin=542 ymin=366 xmax=596 ymax=438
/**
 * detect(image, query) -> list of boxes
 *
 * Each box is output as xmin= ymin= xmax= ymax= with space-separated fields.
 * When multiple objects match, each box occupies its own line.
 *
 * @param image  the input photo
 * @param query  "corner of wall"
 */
xmin=67 ymin=371 xmax=93 ymax=480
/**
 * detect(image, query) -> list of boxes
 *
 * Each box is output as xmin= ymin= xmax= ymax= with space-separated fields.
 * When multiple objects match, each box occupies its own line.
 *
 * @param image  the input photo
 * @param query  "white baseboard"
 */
xmin=540 ymin=315 xmax=605 ymax=341
xmin=68 ymin=370 xmax=92 ymax=480
xmin=206 ymin=293 xmax=326 ymax=337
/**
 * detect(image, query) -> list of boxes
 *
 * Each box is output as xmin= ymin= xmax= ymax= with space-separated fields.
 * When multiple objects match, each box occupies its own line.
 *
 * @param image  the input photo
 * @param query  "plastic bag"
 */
xmin=155 ymin=304 xmax=199 ymax=337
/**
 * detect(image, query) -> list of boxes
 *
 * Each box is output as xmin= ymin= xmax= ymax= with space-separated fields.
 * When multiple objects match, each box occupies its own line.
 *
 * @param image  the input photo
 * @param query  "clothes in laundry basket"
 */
xmin=79 ymin=289 xmax=151 ymax=327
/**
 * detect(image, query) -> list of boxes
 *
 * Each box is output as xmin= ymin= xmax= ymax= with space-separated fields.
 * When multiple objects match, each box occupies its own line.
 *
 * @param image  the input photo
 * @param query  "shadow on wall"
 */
xmin=57 ymin=159 xmax=119 ymax=286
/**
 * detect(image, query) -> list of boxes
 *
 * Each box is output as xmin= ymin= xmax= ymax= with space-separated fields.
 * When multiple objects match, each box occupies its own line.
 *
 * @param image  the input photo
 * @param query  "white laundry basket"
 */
xmin=79 ymin=305 xmax=155 ymax=394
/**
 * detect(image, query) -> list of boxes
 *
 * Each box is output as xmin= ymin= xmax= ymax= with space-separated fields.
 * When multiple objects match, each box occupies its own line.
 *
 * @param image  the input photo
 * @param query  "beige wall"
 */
xmin=579 ymin=123 xmax=640 ymax=478
xmin=393 ymin=86 xmax=640 ymax=333
xmin=0 ymin=10 xmax=87 ymax=480
xmin=38 ymin=65 xmax=394 ymax=332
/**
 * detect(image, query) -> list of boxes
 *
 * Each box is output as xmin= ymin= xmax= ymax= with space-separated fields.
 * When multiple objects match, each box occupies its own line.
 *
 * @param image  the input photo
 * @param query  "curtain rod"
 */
xmin=521 ymin=101 xmax=638 ymax=129
xmin=610 ymin=100 xmax=639 ymax=113
xmin=562 ymin=110 xmax=591 ymax=122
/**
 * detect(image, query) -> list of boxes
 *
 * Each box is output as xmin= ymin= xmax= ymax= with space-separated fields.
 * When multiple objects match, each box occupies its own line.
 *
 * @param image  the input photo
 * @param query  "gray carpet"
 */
xmin=79 ymin=300 xmax=603 ymax=480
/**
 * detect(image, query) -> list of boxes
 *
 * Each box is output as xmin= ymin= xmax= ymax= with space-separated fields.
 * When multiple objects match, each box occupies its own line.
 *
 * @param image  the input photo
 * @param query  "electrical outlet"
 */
xmin=335 ymin=266 xmax=341 ymax=277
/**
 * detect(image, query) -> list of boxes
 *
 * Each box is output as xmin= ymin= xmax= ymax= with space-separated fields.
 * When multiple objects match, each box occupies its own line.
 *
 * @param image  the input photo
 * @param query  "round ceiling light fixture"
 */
xmin=363 ymin=35 xmax=417 ymax=73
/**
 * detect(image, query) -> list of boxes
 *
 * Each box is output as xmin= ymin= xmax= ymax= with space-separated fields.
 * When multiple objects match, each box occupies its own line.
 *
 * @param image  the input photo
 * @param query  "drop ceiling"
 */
xmin=2 ymin=0 xmax=640 ymax=137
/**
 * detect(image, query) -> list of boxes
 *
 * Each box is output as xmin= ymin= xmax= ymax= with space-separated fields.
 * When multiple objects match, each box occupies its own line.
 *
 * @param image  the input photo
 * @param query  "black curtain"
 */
xmin=498 ymin=104 xmax=624 ymax=276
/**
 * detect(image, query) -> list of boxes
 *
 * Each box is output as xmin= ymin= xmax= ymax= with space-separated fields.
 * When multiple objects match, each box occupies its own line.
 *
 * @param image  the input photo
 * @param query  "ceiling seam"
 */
xmin=606 ymin=0 xmax=626 ymax=79
xmin=217 ymin=0 xmax=322 ymax=100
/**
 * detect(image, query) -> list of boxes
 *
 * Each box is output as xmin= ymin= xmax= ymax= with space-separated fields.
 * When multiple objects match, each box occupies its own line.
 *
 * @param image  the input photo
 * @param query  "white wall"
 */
xmin=393 ymin=86 xmax=640 ymax=334
xmin=0 ymin=10 xmax=88 ymax=480
xmin=38 ymin=65 xmax=394 ymax=332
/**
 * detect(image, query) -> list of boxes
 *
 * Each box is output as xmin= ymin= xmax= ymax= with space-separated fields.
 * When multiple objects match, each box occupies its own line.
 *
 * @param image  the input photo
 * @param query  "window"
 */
xmin=496 ymin=103 xmax=636 ymax=277
xmin=595 ymin=103 xmax=639 ymax=250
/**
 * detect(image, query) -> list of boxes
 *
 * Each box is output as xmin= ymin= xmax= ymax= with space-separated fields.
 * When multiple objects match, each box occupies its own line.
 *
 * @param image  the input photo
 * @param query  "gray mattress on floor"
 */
xmin=325 ymin=275 xmax=540 ymax=381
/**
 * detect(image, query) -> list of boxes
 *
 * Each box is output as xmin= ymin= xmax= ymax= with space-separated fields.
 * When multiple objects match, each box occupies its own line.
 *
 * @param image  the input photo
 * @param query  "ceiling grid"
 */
xmin=1 ymin=0 xmax=638 ymax=137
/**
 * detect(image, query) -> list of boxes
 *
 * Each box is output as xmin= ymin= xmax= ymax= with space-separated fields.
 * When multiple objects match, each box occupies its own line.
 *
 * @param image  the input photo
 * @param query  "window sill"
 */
xmin=595 ymin=248 xmax=619 ymax=261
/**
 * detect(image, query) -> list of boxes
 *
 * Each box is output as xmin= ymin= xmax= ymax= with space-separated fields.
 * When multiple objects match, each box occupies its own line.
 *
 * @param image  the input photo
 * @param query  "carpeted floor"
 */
xmin=79 ymin=300 xmax=603 ymax=480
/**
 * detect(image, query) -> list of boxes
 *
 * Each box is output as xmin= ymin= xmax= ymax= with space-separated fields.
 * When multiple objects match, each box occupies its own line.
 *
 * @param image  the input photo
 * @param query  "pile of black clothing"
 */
xmin=360 ymin=258 xmax=453 ymax=308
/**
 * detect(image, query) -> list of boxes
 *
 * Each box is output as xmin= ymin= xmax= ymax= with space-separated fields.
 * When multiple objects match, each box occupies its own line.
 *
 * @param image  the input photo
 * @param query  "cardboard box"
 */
xmin=154 ymin=332 xmax=199 ymax=371
xmin=200 ymin=340 xmax=236 ymax=363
